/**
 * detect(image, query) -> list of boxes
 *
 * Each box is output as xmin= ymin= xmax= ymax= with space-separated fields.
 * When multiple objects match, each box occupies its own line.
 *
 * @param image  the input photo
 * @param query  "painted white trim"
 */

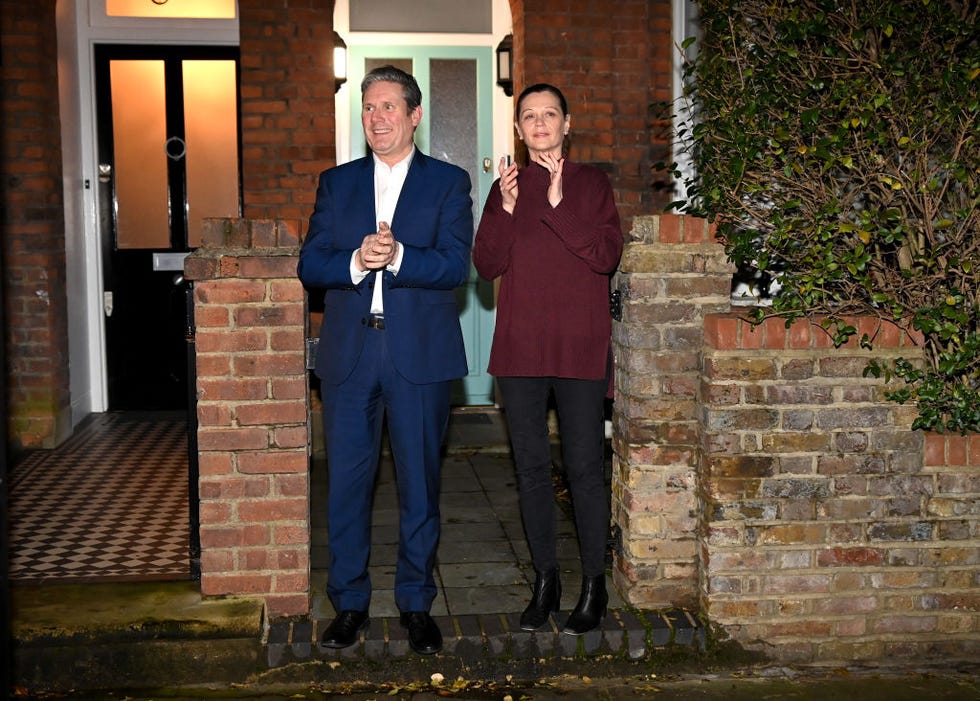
xmin=55 ymin=0 xmax=239 ymax=424
xmin=56 ymin=0 xmax=98 ymax=423
xmin=671 ymin=0 xmax=698 ymax=203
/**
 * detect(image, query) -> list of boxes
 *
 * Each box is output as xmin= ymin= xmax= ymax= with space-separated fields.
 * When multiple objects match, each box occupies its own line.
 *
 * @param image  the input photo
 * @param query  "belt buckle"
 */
xmin=367 ymin=314 xmax=385 ymax=330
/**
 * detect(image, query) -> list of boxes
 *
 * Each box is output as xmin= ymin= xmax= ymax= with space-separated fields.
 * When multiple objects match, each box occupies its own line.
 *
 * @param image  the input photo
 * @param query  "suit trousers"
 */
xmin=320 ymin=327 xmax=450 ymax=613
xmin=496 ymin=375 xmax=609 ymax=577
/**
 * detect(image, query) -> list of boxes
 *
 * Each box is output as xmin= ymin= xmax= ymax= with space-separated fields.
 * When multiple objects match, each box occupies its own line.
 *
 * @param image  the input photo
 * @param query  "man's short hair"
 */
xmin=361 ymin=65 xmax=422 ymax=112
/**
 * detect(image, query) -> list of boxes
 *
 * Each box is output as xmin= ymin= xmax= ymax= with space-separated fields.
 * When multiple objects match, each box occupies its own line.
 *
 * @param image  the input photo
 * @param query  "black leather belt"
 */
xmin=366 ymin=314 xmax=385 ymax=330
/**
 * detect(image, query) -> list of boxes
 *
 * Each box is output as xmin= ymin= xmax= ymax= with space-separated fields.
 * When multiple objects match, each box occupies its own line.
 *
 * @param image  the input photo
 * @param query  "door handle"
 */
xmin=482 ymin=157 xmax=492 ymax=173
xmin=103 ymin=291 xmax=113 ymax=317
xmin=165 ymin=136 xmax=186 ymax=161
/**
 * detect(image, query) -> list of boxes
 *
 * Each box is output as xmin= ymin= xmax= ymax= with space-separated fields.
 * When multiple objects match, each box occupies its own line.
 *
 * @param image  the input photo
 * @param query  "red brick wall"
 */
xmin=514 ymin=0 xmax=675 ymax=229
xmin=700 ymin=316 xmax=978 ymax=663
xmin=613 ymin=213 xmax=980 ymax=664
xmin=238 ymin=0 xmax=338 ymax=235
xmin=0 ymin=0 xmax=72 ymax=450
xmin=185 ymin=218 xmax=310 ymax=618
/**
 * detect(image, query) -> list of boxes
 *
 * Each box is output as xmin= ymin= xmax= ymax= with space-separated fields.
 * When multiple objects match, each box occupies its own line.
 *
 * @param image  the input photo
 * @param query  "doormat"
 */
xmin=8 ymin=412 xmax=192 ymax=583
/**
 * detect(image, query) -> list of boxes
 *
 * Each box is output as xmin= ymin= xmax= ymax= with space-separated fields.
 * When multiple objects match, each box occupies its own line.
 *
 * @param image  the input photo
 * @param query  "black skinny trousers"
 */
xmin=497 ymin=375 xmax=609 ymax=577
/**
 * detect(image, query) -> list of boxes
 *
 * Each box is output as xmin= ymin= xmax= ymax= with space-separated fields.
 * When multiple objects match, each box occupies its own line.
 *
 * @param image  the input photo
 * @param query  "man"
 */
xmin=297 ymin=65 xmax=472 ymax=655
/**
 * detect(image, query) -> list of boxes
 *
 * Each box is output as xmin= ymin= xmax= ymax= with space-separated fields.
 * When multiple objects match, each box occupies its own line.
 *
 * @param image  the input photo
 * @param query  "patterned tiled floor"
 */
xmin=6 ymin=406 xmax=613 ymax=619
xmin=8 ymin=411 xmax=192 ymax=583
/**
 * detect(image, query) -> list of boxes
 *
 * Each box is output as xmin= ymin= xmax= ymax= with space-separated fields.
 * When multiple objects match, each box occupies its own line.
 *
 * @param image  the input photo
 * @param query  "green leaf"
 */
xmin=682 ymin=0 xmax=980 ymax=432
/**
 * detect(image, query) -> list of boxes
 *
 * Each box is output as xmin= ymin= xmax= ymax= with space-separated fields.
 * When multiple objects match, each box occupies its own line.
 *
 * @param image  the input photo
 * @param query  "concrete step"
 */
xmin=269 ymin=607 xmax=705 ymax=666
xmin=11 ymin=579 xmax=707 ymax=693
xmin=11 ymin=579 xmax=265 ymax=692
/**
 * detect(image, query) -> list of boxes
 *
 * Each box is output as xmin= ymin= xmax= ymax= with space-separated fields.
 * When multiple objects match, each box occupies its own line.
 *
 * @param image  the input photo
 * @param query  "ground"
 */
xmin=14 ymin=666 xmax=980 ymax=700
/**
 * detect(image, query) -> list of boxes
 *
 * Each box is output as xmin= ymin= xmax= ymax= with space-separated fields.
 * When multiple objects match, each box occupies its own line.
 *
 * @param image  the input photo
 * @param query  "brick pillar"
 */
xmin=184 ymin=218 xmax=310 ymax=618
xmin=610 ymin=214 xmax=733 ymax=608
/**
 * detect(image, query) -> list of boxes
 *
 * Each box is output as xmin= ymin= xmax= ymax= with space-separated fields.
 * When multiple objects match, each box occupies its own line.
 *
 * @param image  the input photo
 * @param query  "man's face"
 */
xmin=361 ymin=80 xmax=422 ymax=165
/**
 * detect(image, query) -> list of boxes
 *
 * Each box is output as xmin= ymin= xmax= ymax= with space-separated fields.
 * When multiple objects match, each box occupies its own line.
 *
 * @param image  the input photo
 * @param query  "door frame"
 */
xmin=333 ymin=0 xmax=515 ymax=173
xmin=347 ymin=45 xmax=493 ymax=166
xmin=55 ymin=0 xmax=239 ymax=424
xmin=93 ymin=43 xmax=242 ymax=411
xmin=334 ymin=0 xmax=516 ymax=405
xmin=347 ymin=44 xmax=497 ymax=405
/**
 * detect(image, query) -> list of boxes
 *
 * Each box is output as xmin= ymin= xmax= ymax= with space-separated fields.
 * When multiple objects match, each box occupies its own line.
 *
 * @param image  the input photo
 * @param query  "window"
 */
xmin=105 ymin=0 xmax=236 ymax=19
xmin=349 ymin=0 xmax=491 ymax=33
xmin=671 ymin=0 xmax=699 ymax=202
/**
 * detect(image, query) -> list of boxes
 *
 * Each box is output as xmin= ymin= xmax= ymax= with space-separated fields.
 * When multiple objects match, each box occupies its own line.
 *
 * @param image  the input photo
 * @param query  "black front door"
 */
xmin=95 ymin=45 xmax=241 ymax=410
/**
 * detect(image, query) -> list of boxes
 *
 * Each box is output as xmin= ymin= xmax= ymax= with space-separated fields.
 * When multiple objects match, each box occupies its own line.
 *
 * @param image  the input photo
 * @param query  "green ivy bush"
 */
xmin=668 ymin=0 xmax=980 ymax=433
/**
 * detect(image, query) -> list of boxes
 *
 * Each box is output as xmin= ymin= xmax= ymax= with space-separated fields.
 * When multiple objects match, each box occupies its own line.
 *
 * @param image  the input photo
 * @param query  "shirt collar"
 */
xmin=372 ymin=147 xmax=415 ymax=174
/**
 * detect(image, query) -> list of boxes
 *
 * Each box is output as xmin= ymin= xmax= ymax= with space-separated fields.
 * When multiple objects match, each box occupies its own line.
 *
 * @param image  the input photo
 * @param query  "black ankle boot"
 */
xmin=520 ymin=567 xmax=561 ymax=631
xmin=562 ymin=574 xmax=608 ymax=635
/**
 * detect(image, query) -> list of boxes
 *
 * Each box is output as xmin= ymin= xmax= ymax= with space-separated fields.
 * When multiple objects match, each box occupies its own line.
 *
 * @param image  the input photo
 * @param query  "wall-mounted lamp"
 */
xmin=333 ymin=31 xmax=348 ymax=93
xmin=495 ymin=34 xmax=513 ymax=97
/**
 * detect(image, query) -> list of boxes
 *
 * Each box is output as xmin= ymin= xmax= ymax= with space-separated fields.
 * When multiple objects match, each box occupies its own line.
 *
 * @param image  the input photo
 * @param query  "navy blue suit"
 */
xmin=298 ymin=150 xmax=472 ymax=613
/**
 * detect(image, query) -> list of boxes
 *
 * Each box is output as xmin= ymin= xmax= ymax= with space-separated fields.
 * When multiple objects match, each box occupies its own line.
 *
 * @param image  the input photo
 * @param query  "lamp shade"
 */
xmin=495 ymin=34 xmax=513 ymax=97
xmin=333 ymin=31 xmax=348 ymax=93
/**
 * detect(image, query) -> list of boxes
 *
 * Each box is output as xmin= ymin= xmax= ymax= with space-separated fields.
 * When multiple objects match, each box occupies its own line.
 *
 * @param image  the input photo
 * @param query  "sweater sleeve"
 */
xmin=472 ymin=179 xmax=518 ymax=280
xmin=542 ymin=167 xmax=623 ymax=275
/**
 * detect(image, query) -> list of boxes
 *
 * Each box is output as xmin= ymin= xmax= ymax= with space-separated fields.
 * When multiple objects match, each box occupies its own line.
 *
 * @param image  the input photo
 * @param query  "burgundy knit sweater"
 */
xmin=473 ymin=160 xmax=623 ymax=381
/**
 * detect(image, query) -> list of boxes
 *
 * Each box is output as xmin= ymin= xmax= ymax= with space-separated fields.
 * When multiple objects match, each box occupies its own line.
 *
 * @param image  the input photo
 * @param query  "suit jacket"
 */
xmin=297 ymin=150 xmax=473 ymax=385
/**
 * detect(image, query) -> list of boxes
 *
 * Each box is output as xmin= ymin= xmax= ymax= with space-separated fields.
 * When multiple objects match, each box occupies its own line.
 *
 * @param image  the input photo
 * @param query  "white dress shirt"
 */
xmin=350 ymin=149 xmax=412 ymax=314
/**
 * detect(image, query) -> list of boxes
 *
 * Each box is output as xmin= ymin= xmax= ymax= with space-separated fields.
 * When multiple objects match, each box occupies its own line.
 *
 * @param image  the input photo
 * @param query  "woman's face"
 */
xmin=515 ymin=91 xmax=570 ymax=158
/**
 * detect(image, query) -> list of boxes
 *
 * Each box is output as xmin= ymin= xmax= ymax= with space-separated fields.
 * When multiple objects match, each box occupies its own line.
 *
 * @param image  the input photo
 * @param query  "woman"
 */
xmin=473 ymin=84 xmax=623 ymax=635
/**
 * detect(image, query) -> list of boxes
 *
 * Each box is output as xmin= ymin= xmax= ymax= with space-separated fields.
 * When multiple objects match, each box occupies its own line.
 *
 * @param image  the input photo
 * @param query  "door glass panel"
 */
xmin=106 ymin=0 xmax=236 ymax=19
xmin=365 ymin=58 xmax=414 ymax=75
xmin=429 ymin=58 xmax=478 ymax=224
xmin=183 ymin=60 xmax=240 ymax=248
xmin=110 ymin=60 xmax=170 ymax=249
xmin=350 ymin=0 xmax=491 ymax=33
xmin=427 ymin=58 xmax=488 ymax=402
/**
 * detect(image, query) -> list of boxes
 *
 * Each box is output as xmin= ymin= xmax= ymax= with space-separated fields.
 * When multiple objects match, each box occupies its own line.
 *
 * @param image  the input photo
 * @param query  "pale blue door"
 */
xmin=348 ymin=46 xmax=495 ymax=405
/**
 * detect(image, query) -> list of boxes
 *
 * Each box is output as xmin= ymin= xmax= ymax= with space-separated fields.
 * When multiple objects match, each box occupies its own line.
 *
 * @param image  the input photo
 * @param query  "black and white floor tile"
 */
xmin=8 ymin=411 xmax=192 ymax=583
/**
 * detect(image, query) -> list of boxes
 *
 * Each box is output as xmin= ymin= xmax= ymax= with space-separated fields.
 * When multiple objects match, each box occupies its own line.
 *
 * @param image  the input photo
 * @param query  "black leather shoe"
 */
xmin=520 ymin=567 xmax=561 ymax=631
xmin=562 ymin=575 xmax=608 ymax=635
xmin=320 ymin=610 xmax=369 ymax=649
xmin=399 ymin=611 xmax=442 ymax=655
